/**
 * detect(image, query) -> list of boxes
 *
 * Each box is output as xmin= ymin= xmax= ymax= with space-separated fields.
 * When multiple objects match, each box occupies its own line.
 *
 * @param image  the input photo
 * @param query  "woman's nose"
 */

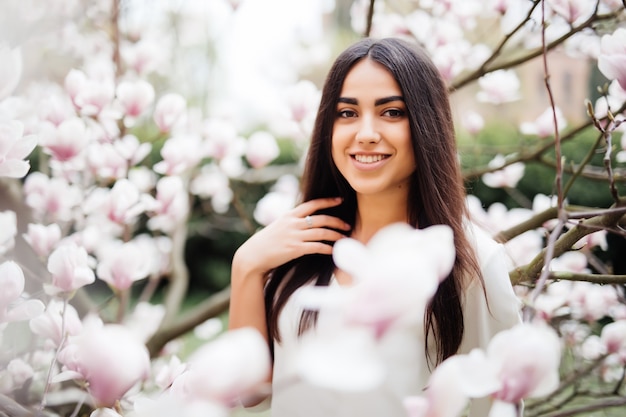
xmin=355 ymin=116 xmax=381 ymax=144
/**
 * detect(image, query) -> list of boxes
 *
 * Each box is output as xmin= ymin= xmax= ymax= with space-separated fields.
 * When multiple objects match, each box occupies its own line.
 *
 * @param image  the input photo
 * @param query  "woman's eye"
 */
xmin=337 ymin=109 xmax=357 ymax=118
xmin=384 ymin=108 xmax=405 ymax=117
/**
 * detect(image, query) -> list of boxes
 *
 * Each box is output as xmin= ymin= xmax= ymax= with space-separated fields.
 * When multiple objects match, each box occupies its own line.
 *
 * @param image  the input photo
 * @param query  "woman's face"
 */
xmin=331 ymin=58 xmax=416 ymax=198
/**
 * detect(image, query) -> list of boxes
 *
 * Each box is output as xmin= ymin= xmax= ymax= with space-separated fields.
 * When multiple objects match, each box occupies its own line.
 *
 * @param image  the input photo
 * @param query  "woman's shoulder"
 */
xmin=463 ymin=219 xmax=507 ymax=269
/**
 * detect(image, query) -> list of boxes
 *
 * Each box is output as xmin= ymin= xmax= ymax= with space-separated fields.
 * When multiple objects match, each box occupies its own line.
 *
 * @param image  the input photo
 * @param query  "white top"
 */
xmin=268 ymin=224 xmax=522 ymax=417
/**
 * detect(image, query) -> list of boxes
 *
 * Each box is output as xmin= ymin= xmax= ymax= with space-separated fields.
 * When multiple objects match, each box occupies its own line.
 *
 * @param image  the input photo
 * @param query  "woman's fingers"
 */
xmin=297 ymin=214 xmax=351 ymax=232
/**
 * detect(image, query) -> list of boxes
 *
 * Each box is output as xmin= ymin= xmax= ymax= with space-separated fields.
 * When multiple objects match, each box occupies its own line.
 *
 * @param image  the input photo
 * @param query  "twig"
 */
xmin=364 ymin=0 xmax=376 ymax=38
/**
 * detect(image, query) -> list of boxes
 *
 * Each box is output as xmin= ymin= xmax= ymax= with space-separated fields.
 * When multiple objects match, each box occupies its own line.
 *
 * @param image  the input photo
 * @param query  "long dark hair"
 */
xmin=264 ymin=37 xmax=483 ymax=365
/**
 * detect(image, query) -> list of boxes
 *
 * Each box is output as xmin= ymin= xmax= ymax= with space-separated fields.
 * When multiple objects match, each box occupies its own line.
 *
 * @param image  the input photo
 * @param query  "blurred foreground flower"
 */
xmin=57 ymin=321 xmax=151 ymax=407
xmin=598 ymin=27 xmax=626 ymax=90
xmin=0 ymin=120 xmax=38 ymax=178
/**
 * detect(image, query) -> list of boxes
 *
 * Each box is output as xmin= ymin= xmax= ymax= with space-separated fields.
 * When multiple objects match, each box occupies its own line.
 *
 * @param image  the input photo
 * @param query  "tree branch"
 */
xmin=146 ymin=286 xmax=230 ymax=357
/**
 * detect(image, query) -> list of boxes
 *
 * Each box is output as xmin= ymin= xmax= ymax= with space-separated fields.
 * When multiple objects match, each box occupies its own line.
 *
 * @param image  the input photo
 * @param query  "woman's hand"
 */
xmin=233 ymin=197 xmax=351 ymax=278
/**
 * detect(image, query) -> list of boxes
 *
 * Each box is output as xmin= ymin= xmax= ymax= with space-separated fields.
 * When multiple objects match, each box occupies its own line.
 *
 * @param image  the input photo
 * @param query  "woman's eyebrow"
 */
xmin=375 ymin=95 xmax=404 ymax=105
xmin=337 ymin=96 xmax=405 ymax=106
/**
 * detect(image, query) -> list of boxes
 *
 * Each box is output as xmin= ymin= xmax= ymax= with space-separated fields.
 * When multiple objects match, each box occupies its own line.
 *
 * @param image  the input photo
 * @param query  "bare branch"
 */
xmin=146 ymin=286 xmax=230 ymax=357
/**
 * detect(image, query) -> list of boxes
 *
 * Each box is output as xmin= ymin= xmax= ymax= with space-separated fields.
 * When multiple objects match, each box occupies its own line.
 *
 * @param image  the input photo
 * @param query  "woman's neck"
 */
xmin=351 ymin=190 xmax=411 ymax=244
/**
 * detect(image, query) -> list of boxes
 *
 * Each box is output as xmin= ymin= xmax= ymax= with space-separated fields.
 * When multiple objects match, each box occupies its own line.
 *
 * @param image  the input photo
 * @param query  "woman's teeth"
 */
xmin=354 ymin=154 xmax=386 ymax=163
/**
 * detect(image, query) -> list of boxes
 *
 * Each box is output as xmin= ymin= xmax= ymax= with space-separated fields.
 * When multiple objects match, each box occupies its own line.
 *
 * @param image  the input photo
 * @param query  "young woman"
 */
xmin=229 ymin=37 xmax=521 ymax=416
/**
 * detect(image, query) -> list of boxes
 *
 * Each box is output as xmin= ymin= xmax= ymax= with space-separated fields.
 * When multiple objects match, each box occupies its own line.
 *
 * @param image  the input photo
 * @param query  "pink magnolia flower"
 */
xmin=245 ymin=131 xmax=280 ymax=169
xmin=546 ymin=0 xmax=595 ymax=25
xmin=64 ymin=69 xmax=115 ymax=116
xmin=253 ymin=175 xmax=299 ymax=226
xmin=190 ymin=164 xmax=233 ymax=214
xmin=154 ymin=355 xmax=187 ymax=390
xmin=0 ymin=210 xmax=17 ymax=255
xmin=96 ymin=240 xmax=152 ymax=291
xmin=0 ymin=261 xmax=45 ymax=323
xmin=153 ymin=135 xmax=206 ymax=175
xmin=57 ymin=322 xmax=151 ymax=407
xmin=83 ymin=179 xmax=148 ymax=226
xmin=0 ymin=120 xmax=38 ymax=178
xmin=488 ymin=323 xmax=561 ymax=404
xmin=29 ymin=299 xmax=82 ymax=347
xmin=312 ymin=224 xmax=456 ymax=339
xmin=568 ymin=281 xmax=620 ymax=322
xmin=116 ymin=79 xmax=155 ymax=126
xmin=121 ymin=38 xmax=165 ymax=76
xmin=0 ymin=45 xmax=21 ymax=100
xmin=476 ymin=70 xmax=520 ymax=104
xmin=481 ymin=154 xmax=525 ymax=188
xmin=46 ymin=243 xmax=95 ymax=294
xmin=169 ymin=327 xmax=271 ymax=406
xmin=598 ymin=28 xmax=626 ymax=90
xmin=39 ymin=117 xmax=88 ymax=162
xmin=86 ymin=141 xmax=130 ymax=180
xmin=203 ymin=119 xmax=246 ymax=161
xmin=550 ymin=251 xmax=589 ymax=274
xmin=404 ymin=350 xmax=500 ymax=417
xmin=23 ymin=222 xmax=62 ymax=258
xmin=24 ymin=172 xmax=82 ymax=222
xmin=284 ymin=79 xmax=320 ymax=123
xmin=123 ymin=301 xmax=165 ymax=343
xmin=114 ymin=134 xmax=151 ymax=164
xmin=520 ymin=107 xmax=567 ymax=138
xmin=600 ymin=320 xmax=626 ymax=359
xmin=153 ymin=93 xmax=187 ymax=133
xmin=461 ymin=111 xmax=484 ymax=135
xmin=147 ymin=176 xmax=190 ymax=233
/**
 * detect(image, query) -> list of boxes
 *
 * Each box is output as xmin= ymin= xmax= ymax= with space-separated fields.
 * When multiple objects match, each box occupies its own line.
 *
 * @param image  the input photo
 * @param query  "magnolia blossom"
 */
xmin=546 ymin=0 xmax=595 ymax=25
xmin=153 ymin=93 xmax=187 ymax=133
xmin=0 ymin=261 xmax=45 ymax=323
xmin=83 ymin=179 xmax=148 ymax=226
xmin=116 ymin=79 xmax=155 ymax=126
xmin=190 ymin=164 xmax=233 ymax=214
xmin=64 ymin=69 xmax=115 ymax=116
xmin=203 ymin=118 xmax=246 ymax=161
xmin=154 ymin=355 xmax=187 ymax=390
xmin=461 ymin=111 xmax=484 ymax=135
xmin=520 ymin=107 xmax=567 ymax=138
xmin=23 ymin=222 xmax=62 ymax=258
xmin=568 ymin=281 xmax=620 ymax=322
xmin=488 ymin=323 xmax=561 ymax=410
xmin=332 ymin=224 xmax=455 ymax=337
xmin=29 ymin=299 xmax=82 ymax=347
xmin=147 ymin=176 xmax=190 ymax=233
xmin=169 ymin=327 xmax=271 ymax=406
xmin=600 ymin=320 xmax=626 ymax=359
xmin=404 ymin=350 xmax=500 ymax=417
xmin=123 ymin=301 xmax=166 ymax=342
xmin=476 ymin=70 xmax=520 ymax=104
xmin=153 ymin=134 xmax=207 ymax=175
xmin=46 ymin=243 xmax=95 ymax=295
xmin=550 ymin=251 xmax=589 ymax=274
xmin=57 ymin=322 xmax=151 ymax=407
xmin=96 ymin=240 xmax=152 ymax=291
xmin=598 ymin=28 xmax=626 ymax=90
xmin=39 ymin=117 xmax=88 ymax=162
xmin=0 ymin=45 xmax=21 ymax=101
xmin=245 ymin=131 xmax=280 ymax=169
xmin=121 ymin=38 xmax=168 ymax=76
xmin=0 ymin=120 xmax=38 ymax=178
xmin=0 ymin=210 xmax=17 ymax=255
xmin=253 ymin=175 xmax=299 ymax=226
xmin=23 ymin=172 xmax=82 ymax=222
xmin=481 ymin=154 xmax=525 ymax=188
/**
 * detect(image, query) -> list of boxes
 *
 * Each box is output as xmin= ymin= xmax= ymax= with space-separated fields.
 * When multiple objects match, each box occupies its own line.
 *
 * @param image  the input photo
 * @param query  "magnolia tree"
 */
xmin=0 ymin=0 xmax=625 ymax=416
